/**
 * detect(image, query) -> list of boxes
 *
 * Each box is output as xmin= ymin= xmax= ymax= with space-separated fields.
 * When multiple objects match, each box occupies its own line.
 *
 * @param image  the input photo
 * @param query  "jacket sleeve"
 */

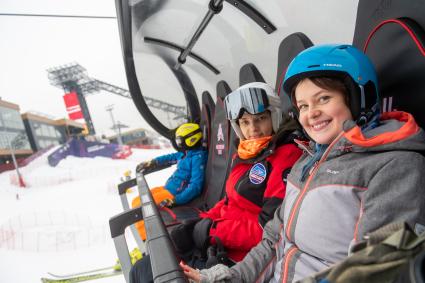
xmin=201 ymin=198 xmax=226 ymax=220
xmin=209 ymin=214 xmax=264 ymax=251
xmin=199 ymin=205 xmax=283 ymax=283
xmin=230 ymin=205 xmax=283 ymax=283
xmin=356 ymin=151 xmax=425 ymax=241
xmin=174 ymin=150 xmax=207 ymax=204
xmin=259 ymin=144 xmax=302 ymax=227
xmin=154 ymin=151 xmax=183 ymax=166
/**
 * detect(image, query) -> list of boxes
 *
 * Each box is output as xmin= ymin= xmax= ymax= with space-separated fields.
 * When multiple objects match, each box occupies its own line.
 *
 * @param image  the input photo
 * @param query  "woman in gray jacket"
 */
xmin=181 ymin=44 xmax=425 ymax=283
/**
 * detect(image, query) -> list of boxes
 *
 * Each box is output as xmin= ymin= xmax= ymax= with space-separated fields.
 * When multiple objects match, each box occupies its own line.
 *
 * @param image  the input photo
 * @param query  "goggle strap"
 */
xmin=176 ymin=128 xmax=201 ymax=144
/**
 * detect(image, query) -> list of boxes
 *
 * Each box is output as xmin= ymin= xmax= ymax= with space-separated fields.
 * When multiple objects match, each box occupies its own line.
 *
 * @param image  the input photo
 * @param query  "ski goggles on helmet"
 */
xmin=224 ymin=87 xmax=270 ymax=120
xmin=175 ymin=128 xmax=201 ymax=149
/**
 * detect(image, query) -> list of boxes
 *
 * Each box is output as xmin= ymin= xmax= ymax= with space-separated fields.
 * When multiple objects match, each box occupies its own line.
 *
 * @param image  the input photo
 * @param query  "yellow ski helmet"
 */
xmin=175 ymin=123 xmax=202 ymax=150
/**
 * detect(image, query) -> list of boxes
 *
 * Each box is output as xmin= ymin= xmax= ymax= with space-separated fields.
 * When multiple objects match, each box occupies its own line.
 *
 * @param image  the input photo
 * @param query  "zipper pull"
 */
xmin=308 ymin=161 xmax=319 ymax=176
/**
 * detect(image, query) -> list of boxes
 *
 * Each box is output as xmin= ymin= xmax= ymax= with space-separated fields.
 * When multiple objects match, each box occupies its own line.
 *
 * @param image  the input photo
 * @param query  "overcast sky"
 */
xmin=0 ymin=0 xmax=153 ymax=137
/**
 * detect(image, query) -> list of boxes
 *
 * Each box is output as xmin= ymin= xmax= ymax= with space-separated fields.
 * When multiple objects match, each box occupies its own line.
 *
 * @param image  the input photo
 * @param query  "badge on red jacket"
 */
xmin=249 ymin=163 xmax=267 ymax=184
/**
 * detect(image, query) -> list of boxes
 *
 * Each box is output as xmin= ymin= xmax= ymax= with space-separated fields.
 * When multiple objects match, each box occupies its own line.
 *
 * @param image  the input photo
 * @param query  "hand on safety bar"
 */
xmin=159 ymin=198 xmax=174 ymax=208
xmin=136 ymin=159 xmax=158 ymax=173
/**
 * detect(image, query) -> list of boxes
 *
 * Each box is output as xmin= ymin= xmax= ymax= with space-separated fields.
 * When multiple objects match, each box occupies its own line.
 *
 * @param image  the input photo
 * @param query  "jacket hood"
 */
xmin=341 ymin=111 xmax=425 ymax=153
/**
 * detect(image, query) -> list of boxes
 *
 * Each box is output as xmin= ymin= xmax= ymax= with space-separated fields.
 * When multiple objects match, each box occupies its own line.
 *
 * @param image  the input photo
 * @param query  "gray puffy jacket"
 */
xmin=200 ymin=111 xmax=425 ymax=283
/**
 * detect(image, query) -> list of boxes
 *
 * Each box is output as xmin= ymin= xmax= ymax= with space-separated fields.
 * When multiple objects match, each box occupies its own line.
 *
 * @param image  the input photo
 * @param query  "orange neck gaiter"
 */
xmin=238 ymin=136 xmax=273 ymax=160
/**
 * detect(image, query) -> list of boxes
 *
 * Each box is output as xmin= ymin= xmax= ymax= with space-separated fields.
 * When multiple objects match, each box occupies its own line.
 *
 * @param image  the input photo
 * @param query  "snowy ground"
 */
xmin=0 ymin=147 xmax=175 ymax=283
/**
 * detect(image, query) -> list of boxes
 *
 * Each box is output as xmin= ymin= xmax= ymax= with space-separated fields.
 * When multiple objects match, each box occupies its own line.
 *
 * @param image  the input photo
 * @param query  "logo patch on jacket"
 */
xmin=249 ymin=163 xmax=267 ymax=184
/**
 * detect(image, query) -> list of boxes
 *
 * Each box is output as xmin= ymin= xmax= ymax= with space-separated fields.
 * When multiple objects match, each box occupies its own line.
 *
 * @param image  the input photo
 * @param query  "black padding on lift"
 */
xmin=275 ymin=33 xmax=313 ymax=116
xmin=353 ymin=0 xmax=425 ymax=128
xmin=217 ymin=80 xmax=232 ymax=99
xmin=109 ymin=207 xmax=143 ymax=238
xmin=145 ymin=215 xmax=186 ymax=282
xmin=200 ymin=91 xmax=215 ymax=149
xmin=239 ymin=63 xmax=266 ymax=85
xmin=118 ymin=178 xmax=137 ymax=195
xmin=137 ymin=174 xmax=187 ymax=283
xmin=201 ymin=81 xmax=233 ymax=210
xmin=353 ymin=0 xmax=425 ymax=50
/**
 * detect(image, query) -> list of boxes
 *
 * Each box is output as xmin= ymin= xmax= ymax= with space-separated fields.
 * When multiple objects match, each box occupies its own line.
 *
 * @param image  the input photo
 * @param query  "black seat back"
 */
xmin=275 ymin=33 xmax=314 ymax=116
xmin=201 ymin=81 xmax=233 ymax=209
xmin=353 ymin=0 xmax=425 ymax=128
xmin=200 ymin=91 xmax=215 ymax=149
xmin=240 ymin=63 xmax=266 ymax=85
xmin=183 ymin=90 xmax=216 ymax=209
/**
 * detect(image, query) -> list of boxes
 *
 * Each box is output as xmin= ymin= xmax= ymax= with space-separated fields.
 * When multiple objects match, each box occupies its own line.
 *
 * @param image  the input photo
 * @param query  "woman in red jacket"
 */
xmin=195 ymin=82 xmax=302 ymax=263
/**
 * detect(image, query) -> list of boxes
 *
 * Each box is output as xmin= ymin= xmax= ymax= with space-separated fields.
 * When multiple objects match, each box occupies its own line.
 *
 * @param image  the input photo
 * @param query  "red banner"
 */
xmin=63 ymin=92 xmax=84 ymax=120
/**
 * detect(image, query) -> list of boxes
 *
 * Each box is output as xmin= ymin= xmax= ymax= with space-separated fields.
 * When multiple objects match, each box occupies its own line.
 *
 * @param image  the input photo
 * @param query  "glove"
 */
xmin=136 ymin=159 xmax=157 ymax=173
xmin=199 ymin=264 xmax=233 ymax=282
xmin=158 ymin=198 xmax=174 ymax=208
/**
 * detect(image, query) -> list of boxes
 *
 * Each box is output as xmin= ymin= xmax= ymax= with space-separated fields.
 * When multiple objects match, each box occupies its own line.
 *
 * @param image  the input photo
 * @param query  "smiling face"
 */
xmin=294 ymin=78 xmax=353 ymax=145
xmin=238 ymin=111 xmax=273 ymax=140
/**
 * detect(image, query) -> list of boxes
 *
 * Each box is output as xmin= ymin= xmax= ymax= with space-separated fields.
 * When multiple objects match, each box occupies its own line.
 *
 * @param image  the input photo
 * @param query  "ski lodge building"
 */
xmin=0 ymin=97 xmax=84 ymax=172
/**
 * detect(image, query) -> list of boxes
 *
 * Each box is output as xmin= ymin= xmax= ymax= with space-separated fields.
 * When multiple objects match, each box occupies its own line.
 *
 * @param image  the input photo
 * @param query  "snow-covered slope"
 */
xmin=0 ymin=148 xmax=175 ymax=283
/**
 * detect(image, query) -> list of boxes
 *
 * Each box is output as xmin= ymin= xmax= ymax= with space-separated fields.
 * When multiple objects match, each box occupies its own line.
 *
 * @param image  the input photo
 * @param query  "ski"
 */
xmin=47 ymin=265 xmax=117 ymax=279
xmin=41 ymin=270 xmax=122 ymax=283
xmin=43 ymin=248 xmax=142 ymax=282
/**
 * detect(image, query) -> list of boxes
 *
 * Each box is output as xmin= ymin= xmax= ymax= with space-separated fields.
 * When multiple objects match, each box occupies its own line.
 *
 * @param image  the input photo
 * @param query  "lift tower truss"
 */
xmin=47 ymin=63 xmax=186 ymax=135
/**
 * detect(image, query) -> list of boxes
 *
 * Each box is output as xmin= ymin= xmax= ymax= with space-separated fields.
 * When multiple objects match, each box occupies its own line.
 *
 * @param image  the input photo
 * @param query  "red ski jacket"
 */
xmin=200 ymin=133 xmax=302 ymax=262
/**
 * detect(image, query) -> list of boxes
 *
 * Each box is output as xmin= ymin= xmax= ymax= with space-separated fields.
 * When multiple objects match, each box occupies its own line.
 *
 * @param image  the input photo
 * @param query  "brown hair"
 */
xmin=290 ymin=76 xmax=349 ymax=109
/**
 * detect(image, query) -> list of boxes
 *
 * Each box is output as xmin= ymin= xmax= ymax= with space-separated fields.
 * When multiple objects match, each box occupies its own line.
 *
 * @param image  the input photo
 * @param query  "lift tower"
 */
xmin=48 ymin=63 xmax=96 ymax=134
xmin=47 ymin=63 xmax=186 ymax=135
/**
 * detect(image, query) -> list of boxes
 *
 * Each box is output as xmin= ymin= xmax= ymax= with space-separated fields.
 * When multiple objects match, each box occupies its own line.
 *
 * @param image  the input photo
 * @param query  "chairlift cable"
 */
xmin=0 ymin=13 xmax=116 ymax=19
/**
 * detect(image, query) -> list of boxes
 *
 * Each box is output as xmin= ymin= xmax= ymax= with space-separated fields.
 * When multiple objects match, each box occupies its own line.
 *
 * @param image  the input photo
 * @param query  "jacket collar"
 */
xmin=343 ymin=111 xmax=419 ymax=147
xmin=295 ymin=111 xmax=421 ymax=160
xmin=233 ymin=130 xmax=301 ymax=164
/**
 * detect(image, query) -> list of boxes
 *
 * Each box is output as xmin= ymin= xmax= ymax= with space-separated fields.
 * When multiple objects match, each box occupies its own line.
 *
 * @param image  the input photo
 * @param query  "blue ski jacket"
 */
xmin=154 ymin=148 xmax=207 ymax=205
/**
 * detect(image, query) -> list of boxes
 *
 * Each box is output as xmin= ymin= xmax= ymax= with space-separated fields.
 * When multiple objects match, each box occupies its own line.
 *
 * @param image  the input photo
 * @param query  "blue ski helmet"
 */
xmin=282 ymin=44 xmax=379 ymax=125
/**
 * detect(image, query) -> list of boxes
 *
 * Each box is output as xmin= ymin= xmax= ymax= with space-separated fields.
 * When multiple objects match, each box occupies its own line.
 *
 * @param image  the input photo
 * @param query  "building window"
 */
xmin=34 ymin=122 xmax=42 ymax=136
xmin=0 ymin=134 xmax=7 ymax=149
xmin=0 ymin=131 xmax=30 ymax=150
xmin=41 ymin=124 xmax=48 ymax=137
xmin=0 ymin=107 xmax=25 ymax=130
